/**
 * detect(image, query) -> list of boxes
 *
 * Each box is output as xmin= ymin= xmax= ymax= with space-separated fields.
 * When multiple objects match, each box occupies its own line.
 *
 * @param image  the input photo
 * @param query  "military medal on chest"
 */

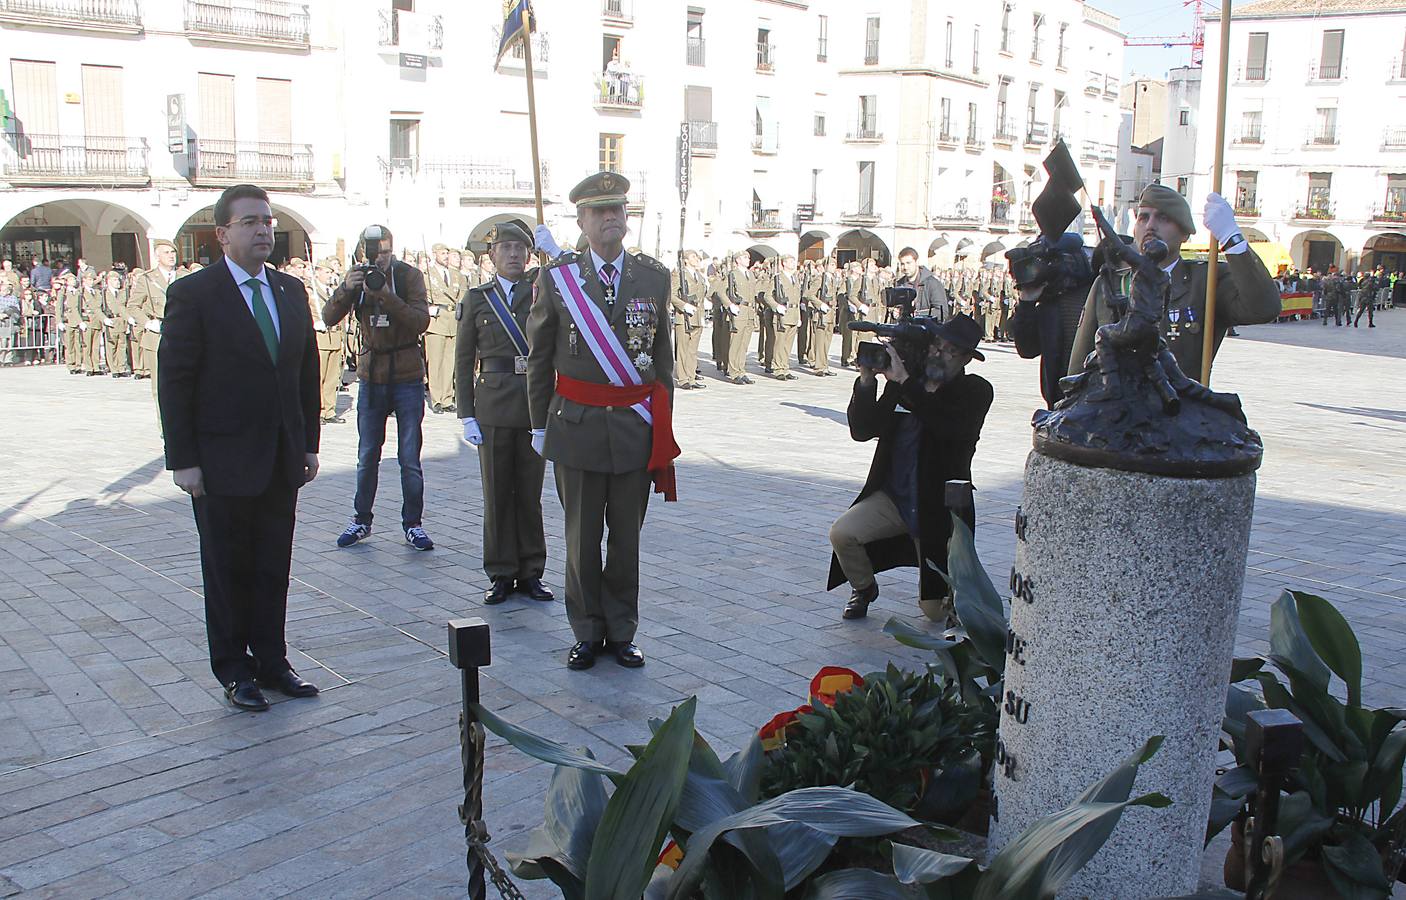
xmin=625 ymin=298 xmax=656 ymax=372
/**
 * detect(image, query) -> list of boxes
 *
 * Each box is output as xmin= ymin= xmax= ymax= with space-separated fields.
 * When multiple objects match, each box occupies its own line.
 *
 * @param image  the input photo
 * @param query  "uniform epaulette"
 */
xmin=545 ymin=251 xmax=580 ymax=270
xmin=632 ymin=253 xmax=667 ymax=274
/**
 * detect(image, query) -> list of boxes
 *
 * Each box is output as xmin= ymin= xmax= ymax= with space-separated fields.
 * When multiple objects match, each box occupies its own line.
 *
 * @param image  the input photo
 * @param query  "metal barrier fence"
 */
xmin=0 ymin=313 xmax=60 ymax=364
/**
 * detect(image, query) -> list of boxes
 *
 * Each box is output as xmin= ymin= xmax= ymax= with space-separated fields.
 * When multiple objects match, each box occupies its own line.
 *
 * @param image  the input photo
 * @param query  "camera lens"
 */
xmin=364 ymin=268 xmax=386 ymax=291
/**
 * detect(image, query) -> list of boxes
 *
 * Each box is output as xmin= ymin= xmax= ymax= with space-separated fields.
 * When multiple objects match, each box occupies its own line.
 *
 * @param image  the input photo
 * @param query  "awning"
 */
xmin=954 ymin=237 xmax=975 ymax=256
xmin=980 ymin=240 xmax=1006 ymax=260
xmin=1180 ymin=238 xmax=1293 ymax=274
xmin=928 ymin=236 xmax=949 ymax=254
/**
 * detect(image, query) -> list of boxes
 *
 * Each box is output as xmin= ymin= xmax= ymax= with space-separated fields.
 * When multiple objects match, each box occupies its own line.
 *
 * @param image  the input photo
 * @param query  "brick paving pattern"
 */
xmin=1 ymin=310 xmax=1403 ymax=897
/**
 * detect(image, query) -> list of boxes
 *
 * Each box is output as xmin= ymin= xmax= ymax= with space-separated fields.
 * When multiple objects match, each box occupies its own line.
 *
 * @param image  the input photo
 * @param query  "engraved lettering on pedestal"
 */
xmin=1009 ymin=567 xmax=1035 ymax=604
xmin=1014 ymin=506 xmax=1028 ymax=542
xmin=1005 ymin=628 xmax=1028 ymax=665
xmin=1003 ymin=689 xmax=1031 ymax=724
xmin=996 ymin=737 xmax=1019 ymax=780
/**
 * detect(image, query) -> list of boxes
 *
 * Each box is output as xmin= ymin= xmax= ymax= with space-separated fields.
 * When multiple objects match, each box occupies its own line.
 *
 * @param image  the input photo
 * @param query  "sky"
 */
xmin=1093 ymin=0 xmax=1203 ymax=79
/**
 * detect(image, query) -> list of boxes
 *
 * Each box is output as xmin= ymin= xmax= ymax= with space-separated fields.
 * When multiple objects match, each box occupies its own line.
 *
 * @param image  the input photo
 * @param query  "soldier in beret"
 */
xmin=670 ymin=249 xmax=708 ymax=390
xmin=526 ymin=172 xmax=679 ymax=670
xmin=457 ymin=221 xmax=554 ymax=607
xmin=1068 ymin=185 xmax=1280 ymax=380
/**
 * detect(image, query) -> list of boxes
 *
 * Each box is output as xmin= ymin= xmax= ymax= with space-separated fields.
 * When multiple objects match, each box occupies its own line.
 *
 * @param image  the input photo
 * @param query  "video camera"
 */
xmin=1004 ymin=233 xmax=1093 ymax=298
xmin=883 ymin=284 xmax=917 ymax=313
xmin=354 ymin=225 xmax=392 ymax=293
xmin=847 ymin=320 xmax=933 ymax=374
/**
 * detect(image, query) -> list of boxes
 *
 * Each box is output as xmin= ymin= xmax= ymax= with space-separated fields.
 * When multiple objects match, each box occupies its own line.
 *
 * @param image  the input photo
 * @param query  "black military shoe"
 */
xmin=259 ymin=669 xmax=319 ymax=698
xmin=606 ymin=641 xmax=645 ymax=668
xmin=842 ymin=582 xmax=880 ymax=620
xmin=484 ymin=577 xmax=515 ymax=605
xmin=517 ymin=578 xmax=554 ymax=602
xmin=567 ymin=640 xmax=599 ymax=670
xmin=225 ymin=680 xmax=270 ymax=711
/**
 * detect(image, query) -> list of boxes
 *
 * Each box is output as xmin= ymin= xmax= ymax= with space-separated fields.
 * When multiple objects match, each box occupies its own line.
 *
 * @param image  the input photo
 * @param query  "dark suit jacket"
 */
xmin=159 ymin=259 xmax=321 ymax=497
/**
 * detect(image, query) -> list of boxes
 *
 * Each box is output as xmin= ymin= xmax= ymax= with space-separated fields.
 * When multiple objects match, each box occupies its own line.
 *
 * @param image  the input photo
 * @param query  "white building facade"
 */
xmin=1181 ymin=0 xmax=1406 ymax=274
xmin=2 ymin=0 xmax=1125 ymax=272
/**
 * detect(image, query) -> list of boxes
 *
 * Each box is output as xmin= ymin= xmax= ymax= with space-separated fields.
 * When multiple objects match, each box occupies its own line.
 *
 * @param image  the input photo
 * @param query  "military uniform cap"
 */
xmin=488 ymin=220 xmax=533 ymax=246
xmin=1137 ymin=184 xmax=1196 ymax=236
xmin=569 ymin=171 xmax=629 ymax=208
xmin=288 ymin=256 xmax=306 ymax=266
xmin=314 ymin=256 xmax=339 ymax=272
xmin=431 ymin=242 xmax=448 ymax=253
xmin=153 ymin=239 xmax=176 ymax=251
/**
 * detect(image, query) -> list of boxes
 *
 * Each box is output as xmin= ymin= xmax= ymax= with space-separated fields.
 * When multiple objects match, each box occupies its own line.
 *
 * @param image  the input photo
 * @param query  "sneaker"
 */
xmin=405 ymin=526 xmax=434 ymax=551
xmin=337 ymin=522 xmax=371 ymax=547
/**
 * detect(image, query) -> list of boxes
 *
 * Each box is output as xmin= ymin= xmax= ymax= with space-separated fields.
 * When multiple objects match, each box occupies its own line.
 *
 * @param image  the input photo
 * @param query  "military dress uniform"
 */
xmin=80 ymin=280 xmax=105 ymax=374
xmin=670 ymin=262 xmax=707 ymax=389
xmin=709 ymin=269 xmax=732 ymax=375
xmin=309 ymin=259 xmax=347 ymax=423
xmin=767 ymin=268 xmax=802 ymax=378
xmin=103 ymin=281 xmax=131 ymax=376
xmin=756 ymin=276 xmax=775 ymax=373
xmin=130 ymin=257 xmax=176 ymax=397
xmin=526 ymin=172 xmax=676 ymax=669
xmin=59 ymin=280 xmax=82 ymax=372
xmin=810 ymin=268 xmax=838 ymax=375
xmin=722 ymin=262 xmax=756 ymax=383
xmin=457 ymin=225 xmax=550 ymax=601
xmin=797 ymin=265 xmax=816 ymax=367
xmin=425 ymin=246 xmax=464 ymax=413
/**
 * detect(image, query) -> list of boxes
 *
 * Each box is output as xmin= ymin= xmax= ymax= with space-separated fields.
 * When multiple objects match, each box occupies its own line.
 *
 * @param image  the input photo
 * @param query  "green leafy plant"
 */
xmin=1214 ymin=590 xmax=1406 ymax=898
xmin=759 ymin=663 xmax=994 ymax=820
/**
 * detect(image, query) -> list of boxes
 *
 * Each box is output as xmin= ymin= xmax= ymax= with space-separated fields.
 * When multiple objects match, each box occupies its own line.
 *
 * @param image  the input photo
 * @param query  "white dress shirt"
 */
xmin=225 ymin=256 xmax=281 ymax=340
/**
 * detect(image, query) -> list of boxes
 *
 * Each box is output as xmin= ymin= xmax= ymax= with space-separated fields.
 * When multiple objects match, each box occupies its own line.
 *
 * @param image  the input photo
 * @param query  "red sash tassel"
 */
xmin=554 ymin=374 xmax=680 ymax=501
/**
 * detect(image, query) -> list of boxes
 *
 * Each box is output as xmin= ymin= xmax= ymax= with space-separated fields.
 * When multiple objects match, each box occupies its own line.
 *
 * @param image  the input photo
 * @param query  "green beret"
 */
xmin=488 ymin=220 xmax=532 ymax=246
xmin=1137 ymin=184 xmax=1196 ymax=236
xmin=569 ymin=171 xmax=629 ymax=208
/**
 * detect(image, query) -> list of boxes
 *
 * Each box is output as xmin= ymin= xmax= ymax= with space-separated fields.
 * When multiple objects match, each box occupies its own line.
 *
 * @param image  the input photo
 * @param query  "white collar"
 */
xmin=225 ymin=256 xmax=269 ymax=288
xmin=1161 ymin=258 xmax=1179 ymax=276
xmin=589 ymin=248 xmax=626 ymax=276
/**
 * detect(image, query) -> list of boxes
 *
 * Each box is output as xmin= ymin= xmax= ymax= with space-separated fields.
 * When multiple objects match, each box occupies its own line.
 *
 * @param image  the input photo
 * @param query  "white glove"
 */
xmin=145 ymin=319 xmax=161 ymax=334
xmin=127 ymin=316 xmax=136 ymax=326
xmin=683 ymin=304 xmax=696 ymax=316
xmin=860 ymin=305 xmax=871 ymax=316
xmin=820 ymin=303 xmax=830 ymax=312
xmin=79 ymin=323 xmax=88 ymax=331
xmin=1203 ymin=192 xmax=1246 ymax=253
xmin=429 ymin=304 xmax=440 ymax=317
xmin=314 ymin=320 xmax=327 ymax=332
xmin=530 ymin=428 xmax=545 ymax=456
xmin=58 ymin=322 xmax=66 ymax=332
xmin=729 ymin=304 xmax=740 ymax=315
xmin=103 ymin=317 xmax=114 ymax=327
xmin=534 ymin=224 xmax=563 ymax=257
xmin=461 ymin=417 xmax=483 ymax=447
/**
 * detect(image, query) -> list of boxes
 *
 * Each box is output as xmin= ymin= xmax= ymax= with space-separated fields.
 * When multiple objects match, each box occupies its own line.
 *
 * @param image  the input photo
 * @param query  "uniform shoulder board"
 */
xmin=632 ymin=253 xmax=667 ymax=274
xmin=545 ymin=251 xmax=580 ymax=271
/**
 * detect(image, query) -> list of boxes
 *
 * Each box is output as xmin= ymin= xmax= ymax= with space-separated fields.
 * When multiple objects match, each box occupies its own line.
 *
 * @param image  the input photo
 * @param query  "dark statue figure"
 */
xmin=1032 ymin=207 xmax=1263 ymax=477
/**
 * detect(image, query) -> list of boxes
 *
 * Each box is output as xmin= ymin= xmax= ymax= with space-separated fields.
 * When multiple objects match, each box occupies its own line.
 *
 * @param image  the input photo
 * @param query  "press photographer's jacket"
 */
xmin=827 ymin=372 xmax=993 ymax=599
xmin=322 ymin=259 xmax=429 ymax=384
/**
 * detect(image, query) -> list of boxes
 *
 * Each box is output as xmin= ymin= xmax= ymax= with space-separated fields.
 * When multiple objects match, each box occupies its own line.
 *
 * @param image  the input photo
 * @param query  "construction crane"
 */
xmin=1122 ymin=0 xmax=1215 ymax=67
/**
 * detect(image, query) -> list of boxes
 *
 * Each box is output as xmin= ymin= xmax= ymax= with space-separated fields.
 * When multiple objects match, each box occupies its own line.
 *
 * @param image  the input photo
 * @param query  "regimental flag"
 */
xmin=1031 ymin=139 xmax=1086 ymax=240
xmin=495 ymin=0 xmax=535 ymax=71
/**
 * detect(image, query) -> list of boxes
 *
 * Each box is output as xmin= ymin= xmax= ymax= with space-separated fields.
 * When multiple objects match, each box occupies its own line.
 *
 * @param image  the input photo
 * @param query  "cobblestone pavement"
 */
xmin=1 ymin=308 xmax=1403 ymax=898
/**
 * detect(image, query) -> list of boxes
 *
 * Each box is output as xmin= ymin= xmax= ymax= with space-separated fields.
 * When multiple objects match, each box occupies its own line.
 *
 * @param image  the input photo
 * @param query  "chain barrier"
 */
xmin=459 ymin=713 xmax=528 ymax=900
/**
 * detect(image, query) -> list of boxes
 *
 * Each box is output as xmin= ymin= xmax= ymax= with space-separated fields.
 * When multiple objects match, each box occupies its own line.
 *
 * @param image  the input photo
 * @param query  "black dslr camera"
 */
xmin=354 ymin=225 xmax=391 ymax=293
xmin=847 ymin=320 xmax=933 ymax=374
xmin=1004 ymin=232 xmax=1092 ymax=299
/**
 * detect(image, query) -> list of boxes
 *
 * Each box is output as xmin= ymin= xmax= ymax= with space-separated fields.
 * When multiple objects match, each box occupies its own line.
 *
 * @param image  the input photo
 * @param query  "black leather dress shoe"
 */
xmin=606 ymin=641 xmax=645 ymax=668
xmin=567 ymin=640 xmax=598 ymax=670
xmin=259 ymin=669 xmax=319 ymax=698
xmin=225 ymin=680 xmax=270 ymax=711
xmin=484 ymin=577 xmax=515 ymax=605
xmin=842 ymin=582 xmax=880 ymax=620
xmin=517 ymin=577 xmax=554 ymax=602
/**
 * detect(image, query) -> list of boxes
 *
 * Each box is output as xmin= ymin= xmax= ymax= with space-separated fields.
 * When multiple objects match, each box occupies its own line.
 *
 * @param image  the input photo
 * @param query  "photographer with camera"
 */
xmin=322 ymin=225 xmax=434 ymax=551
xmin=895 ymin=247 xmax=948 ymax=321
xmin=826 ymin=314 xmax=993 ymax=623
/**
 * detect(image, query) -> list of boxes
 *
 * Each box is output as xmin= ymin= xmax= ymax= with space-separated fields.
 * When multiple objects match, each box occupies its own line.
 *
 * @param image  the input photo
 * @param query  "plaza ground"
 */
xmin=1 ymin=309 xmax=1403 ymax=897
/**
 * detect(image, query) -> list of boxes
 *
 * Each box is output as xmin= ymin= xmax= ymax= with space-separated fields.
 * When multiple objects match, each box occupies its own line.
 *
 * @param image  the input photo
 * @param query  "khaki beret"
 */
xmin=569 ymin=171 xmax=629 ymax=208
xmin=288 ymin=257 xmax=306 ymax=266
xmin=314 ymin=257 xmax=339 ymax=271
xmin=488 ymin=221 xmax=533 ymax=246
xmin=1138 ymin=184 xmax=1196 ymax=236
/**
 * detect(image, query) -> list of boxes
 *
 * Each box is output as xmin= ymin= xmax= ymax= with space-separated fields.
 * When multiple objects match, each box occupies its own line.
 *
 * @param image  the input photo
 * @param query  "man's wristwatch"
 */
xmin=1220 ymin=233 xmax=1246 ymax=253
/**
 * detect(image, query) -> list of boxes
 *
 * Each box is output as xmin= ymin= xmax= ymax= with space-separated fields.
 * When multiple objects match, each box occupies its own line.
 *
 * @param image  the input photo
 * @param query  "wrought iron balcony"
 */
xmin=751 ymin=134 xmax=779 ymax=154
xmin=1383 ymin=127 xmax=1406 ymax=150
xmin=846 ymin=124 xmax=882 ymax=142
xmin=748 ymin=214 xmax=783 ymax=235
xmin=840 ymin=210 xmax=880 ymax=226
xmin=0 ymin=0 xmax=141 ymax=30
xmin=1236 ymin=62 xmax=1269 ymax=82
xmin=1233 ymin=127 xmax=1263 ymax=145
xmin=185 ymin=0 xmax=308 ymax=46
xmin=686 ymin=34 xmax=705 ymax=66
xmin=1024 ymin=120 xmax=1048 ymax=146
xmin=993 ymin=117 xmax=1017 ymax=143
xmin=380 ymin=157 xmax=548 ymax=196
xmin=1085 ymin=71 xmax=1102 ymax=94
xmin=1305 ymin=127 xmax=1339 ymax=147
xmin=377 ymin=8 xmax=443 ymax=50
xmin=990 ymin=201 xmax=1013 ymax=226
xmin=491 ymin=26 xmax=548 ymax=65
xmin=1370 ymin=203 xmax=1406 ymax=224
xmin=1018 ymin=205 xmax=1036 ymax=231
xmin=687 ymin=120 xmax=717 ymax=152
xmin=756 ymin=42 xmax=775 ymax=73
xmin=1306 ymin=61 xmax=1344 ymax=82
xmin=2 ymin=134 xmax=148 ymax=185
xmin=594 ymin=73 xmax=644 ymax=110
xmin=601 ymin=0 xmax=630 ymax=22
xmin=191 ymin=139 xmax=313 ymax=188
xmin=930 ymin=201 xmax=981 ymax=226
xmin=1293 ymin=202 xmax=1335 ymax=222
xmin=1233 ymin=201 xmax=1261 ymax=218
xmin=965 ymin=129 xmax=984 ymax=150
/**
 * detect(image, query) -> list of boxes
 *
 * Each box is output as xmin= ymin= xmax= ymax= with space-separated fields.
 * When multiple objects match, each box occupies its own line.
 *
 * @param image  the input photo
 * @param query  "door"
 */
xmin=1307 ymin=240 xmax=1336 ymax=273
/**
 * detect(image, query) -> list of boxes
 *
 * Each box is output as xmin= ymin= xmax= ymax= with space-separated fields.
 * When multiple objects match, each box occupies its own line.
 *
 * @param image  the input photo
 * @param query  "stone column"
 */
xmin=989 ymin=452 xmax=1255 ymax=898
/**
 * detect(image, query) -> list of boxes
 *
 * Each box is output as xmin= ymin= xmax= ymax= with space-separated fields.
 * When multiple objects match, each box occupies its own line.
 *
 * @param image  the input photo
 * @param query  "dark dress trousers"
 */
xmin=158 ymin=260 xmax=320 ymax=686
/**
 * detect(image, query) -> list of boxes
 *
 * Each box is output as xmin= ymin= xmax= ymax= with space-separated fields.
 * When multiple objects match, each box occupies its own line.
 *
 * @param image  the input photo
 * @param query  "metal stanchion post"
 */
xmin=1244 ymin=708 xmax=1304 ymax=900
xmin=448 ymin=618 xmax=492 ymax=900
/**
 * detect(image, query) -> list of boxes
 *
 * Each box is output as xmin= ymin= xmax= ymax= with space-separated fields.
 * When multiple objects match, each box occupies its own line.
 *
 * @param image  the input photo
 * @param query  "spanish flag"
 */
xmin=495 ymin=0 xmax=534 ymax=71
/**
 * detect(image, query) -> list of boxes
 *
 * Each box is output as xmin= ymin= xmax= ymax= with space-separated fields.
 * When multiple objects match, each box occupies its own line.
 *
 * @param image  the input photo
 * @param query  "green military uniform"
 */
xmin=810 ymin=267 xmax=839 ymax=374
xmin=526 ymin=172 xmax=674 ymax=649
xmin=122 ymin=269 xmax=147 ymax=377
xmin=721 ymin=260 xmax=756 ymax=381
xmin=864 ymin=266 xmax=885 ymax=324
xmin=767 ymin=266 xmax=802 ymax=377
xmin=79 ymin=280 xmax=105 ymax=373
xmin=841 ymin=268 xmax=866 ymax=365
xmin=102 ymin=281 xmax=131 ymax=376
xmin=670 ymin=261 xmax=707 ymax=388
xmin=59 ymin=280 xmax=82 ymax=372
xmin=130 ymin=253 xmax=176 ymax=397
xmin=797 ymin=265 xmax=816 ymax=366
xmin=709 ymin=268 xmax=731 ymax=375
xmin=425 ymin=244 xmax=464 ymax=412
xmin=756 ymin=274 xmax=775 ymax=372
xmin=310 ymin=258 xmax=347 ymax=422
xmin=457 ymin=228 xmax=547 ymax=586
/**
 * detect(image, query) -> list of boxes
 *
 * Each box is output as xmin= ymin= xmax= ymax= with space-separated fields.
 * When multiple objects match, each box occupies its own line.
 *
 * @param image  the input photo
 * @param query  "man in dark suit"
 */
xmin=159 ymin=184 xmax=322 ymax=712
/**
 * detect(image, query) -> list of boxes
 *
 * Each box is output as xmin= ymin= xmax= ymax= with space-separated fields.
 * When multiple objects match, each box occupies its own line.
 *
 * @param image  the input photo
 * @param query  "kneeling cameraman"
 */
xmin=827 ymin=314 xmax=993 ymax=623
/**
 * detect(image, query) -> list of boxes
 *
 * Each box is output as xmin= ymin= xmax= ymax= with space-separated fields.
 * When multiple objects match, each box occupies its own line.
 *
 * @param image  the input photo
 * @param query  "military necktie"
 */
xmin=599 ymin=262 xmax=617 ymax=309
xmin=245 ymin=277 xmax=279 ymax=361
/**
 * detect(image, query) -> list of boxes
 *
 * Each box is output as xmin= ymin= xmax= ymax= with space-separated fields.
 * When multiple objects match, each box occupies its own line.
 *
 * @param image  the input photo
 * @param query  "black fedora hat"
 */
xmin=918 ymin=313 xmax=985 ymax=361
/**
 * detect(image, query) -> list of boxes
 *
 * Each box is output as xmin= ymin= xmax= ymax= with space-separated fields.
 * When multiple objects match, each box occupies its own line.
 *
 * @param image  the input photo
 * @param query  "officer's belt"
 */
xmin=477 ymin=356 xmax=526 ymax=374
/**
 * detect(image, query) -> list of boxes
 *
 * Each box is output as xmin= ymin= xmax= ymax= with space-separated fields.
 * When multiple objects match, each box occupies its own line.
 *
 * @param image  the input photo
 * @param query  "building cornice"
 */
xmin=837 ymin=66 xmax=989 ymax=88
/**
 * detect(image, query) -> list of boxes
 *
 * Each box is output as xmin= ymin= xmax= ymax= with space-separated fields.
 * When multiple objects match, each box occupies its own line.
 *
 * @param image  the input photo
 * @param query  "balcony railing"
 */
xmin=686 ymin=34 xmax=705 ymax=66
xmin=1237 ymin=62 xmax=1269 ymax=82
xmin=930 ymin=201 xmax=981 ymax=225
xmin=185 ymin=0 xmax=308 ymax=45
xmin=601 ymin=0 xmax=630 ymax=22
xmin=191 ymin=139 xmax=313 ymax=187
xmin=1104 ymin=75 xmax=1119 ymax=96
xmin=990 ymin=201 xmax=1013 ymax=226
xmin=1085 ymin=71 xmax=1102 ymax=94
xmin=993 ymin=116 xmax=1017 ymax=143
xmin=965 ymin=129 xmax=984 ymax=149
xmin=0 ymin=0 xmax=141 ymax=29
xmin=1018 ymin=205 xmax=1036 ymax=231
xmin=687 ymin=120 xmax=717 ymax=152
xmin=756 ymin=42 xmax=775 ymax=72
xmin=1371 ymin=203 xmax=1406 ymax=223
xmin=751 ymin=134 xmax=779 ymax=154
xmin=840 ymin=210 xmax=880 ymax=225
xmin=594 ymin=73 xmax=644 ymax=110
xmin=1233 ymin=127 xmax=1264 ymax=145
xmin=380 ymin=157 xmax=548 ymax=195
xmin=1293 ymin=201 xmax=1335 ymax=221
xmin=1025 ymin=120 xmax=1048 ymax=145
xmin=936 ymin=126 xmax=957 ymax=144
xmin=1079 ymin=140 xmax=1117 ymax=162
xmin=1233 ymin=201 xmax=1260 ymax=218
xmin=1306 ymin=127 xmax=1339 ymax=147
xmin=1383 ymin=127 xmax=1406 ymax=149
xmin=1307 ymin=61 xmax=1344 ymax=82
xmin=490 ymin=26 xmax=549 ymax=64
xmin=847 ymin=123 xmax=882 ymax=142
xmin=2 ymin=134 xmax=149 ymax=183
xmin=377 ymin=8 xmax=443 ymax=50
xmin=1030 ymin=38 xmax=1043 ymax=62
xmin=748 ymin=214 xmax=783 ymax=234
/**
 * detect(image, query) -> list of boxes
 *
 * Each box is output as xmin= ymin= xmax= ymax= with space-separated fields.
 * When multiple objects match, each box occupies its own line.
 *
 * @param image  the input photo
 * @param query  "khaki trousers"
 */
xmin=711 ymin=310 xmax=730 ymax=373
xmin=811 ymin=325 xmax=832 ymax=372
xmin=829 ymin=491 xmax=913 ymax=591
xmin=673 ymin=324 xmax=700 ymax=384
xmin=771 ymin=324 xmax=796 ymax=373
xmin=728 ymin=319 xmax=754 ymax=377
xmin=81 ymin=326 xmax=102 ymax=372
xmin=318 ymin=347 xmax=344 ymax=419
xmin=107 ymin=326 xmax=130 ymax=375
xmin=424 ymin=332 xmax=455 ymax=409
xmin=555 ymin=463 xmax=651 ymax=643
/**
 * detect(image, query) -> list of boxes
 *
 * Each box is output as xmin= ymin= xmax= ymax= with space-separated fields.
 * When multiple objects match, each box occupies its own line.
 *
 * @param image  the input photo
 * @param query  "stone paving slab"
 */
xmin=0 ymin=309 xmax=1403 ymax=897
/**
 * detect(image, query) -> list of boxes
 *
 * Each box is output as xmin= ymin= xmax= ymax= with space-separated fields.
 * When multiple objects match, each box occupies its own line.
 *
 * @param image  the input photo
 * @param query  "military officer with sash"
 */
xmin=457 ymin=221 xmax=554 ymax=608
xmin=309 ymin=258 xmax=347 ymax=423
xmin=425 ymin=242 xmax=463 ymax=414
xmin=671 ymin=249 xmax=708 ymax=390
xmin=526 ymin=172 xmax=679 ymax=670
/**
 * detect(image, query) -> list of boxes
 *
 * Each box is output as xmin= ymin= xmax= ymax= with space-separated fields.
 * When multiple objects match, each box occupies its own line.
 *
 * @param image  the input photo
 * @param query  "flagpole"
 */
xmin=1200 ymin=0 xmax=1232 ymax=386
xmin=520 ymin=5 xmax=546 ymax=229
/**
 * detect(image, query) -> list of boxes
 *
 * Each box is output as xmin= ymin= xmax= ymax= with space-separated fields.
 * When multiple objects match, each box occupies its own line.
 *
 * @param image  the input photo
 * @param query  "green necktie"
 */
xmin=246 ymin=277 xmax=279 ymax=361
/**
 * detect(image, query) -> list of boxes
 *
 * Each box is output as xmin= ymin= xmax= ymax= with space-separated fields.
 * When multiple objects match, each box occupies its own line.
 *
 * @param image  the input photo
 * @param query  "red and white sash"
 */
xmin=548 ymin=261 xmax=652 ymax=424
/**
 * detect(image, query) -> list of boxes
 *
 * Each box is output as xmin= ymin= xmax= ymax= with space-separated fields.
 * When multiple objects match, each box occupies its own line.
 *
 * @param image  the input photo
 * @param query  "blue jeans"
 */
xmin=353 ymin=381 xmax=425 ymax=530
